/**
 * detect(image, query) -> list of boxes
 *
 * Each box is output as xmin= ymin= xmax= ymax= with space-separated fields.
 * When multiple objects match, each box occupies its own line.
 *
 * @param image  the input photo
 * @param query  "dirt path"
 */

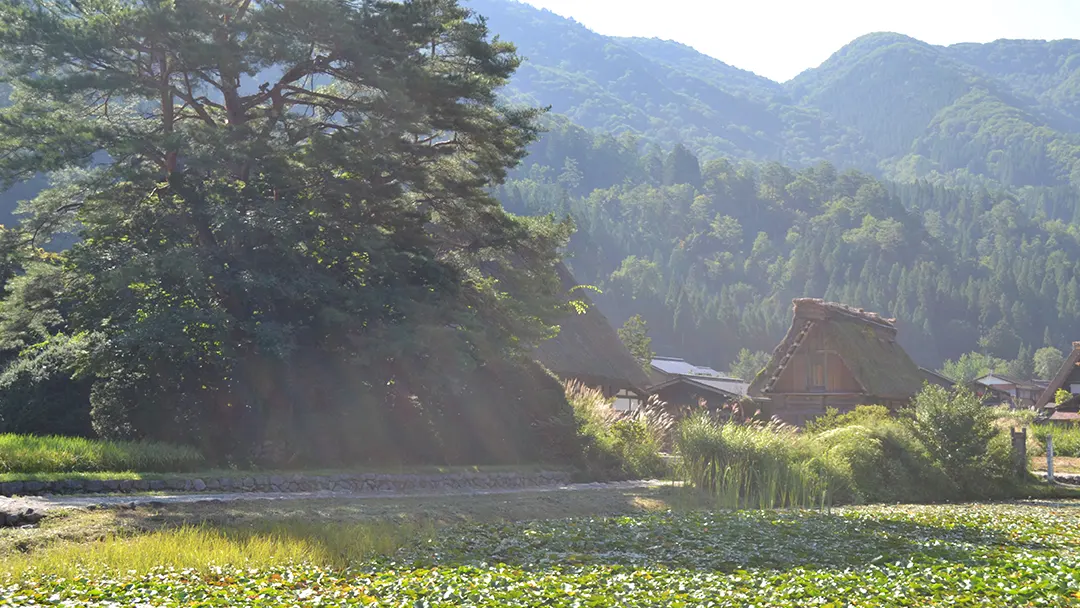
xmin=0 ymin=479 xmax=672 ymax=514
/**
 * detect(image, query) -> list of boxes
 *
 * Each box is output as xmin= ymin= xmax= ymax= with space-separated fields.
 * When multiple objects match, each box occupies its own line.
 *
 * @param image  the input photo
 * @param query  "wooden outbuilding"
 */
xmin=646 ymin=356 xmax=749 ymax=412
xmin=748 ymin=298 xmax=923 ymax=426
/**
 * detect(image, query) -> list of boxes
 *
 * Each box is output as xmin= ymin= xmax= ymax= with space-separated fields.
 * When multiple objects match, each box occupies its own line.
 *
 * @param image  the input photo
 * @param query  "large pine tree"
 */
xmin=0 ymin=0 xmax=572 ymax=462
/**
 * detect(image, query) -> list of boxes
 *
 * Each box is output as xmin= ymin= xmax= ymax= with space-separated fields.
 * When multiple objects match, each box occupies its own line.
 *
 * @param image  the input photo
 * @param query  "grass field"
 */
xmin=1032 ymin=424 xmax=1080 ymax=458
xmin=3 ymin=487 xmax=1080 ymax=606
xmin=1033 ymin=455 xmax=1080 ymax=474
xmin=0 ymin=434 xmax=205 ymax=476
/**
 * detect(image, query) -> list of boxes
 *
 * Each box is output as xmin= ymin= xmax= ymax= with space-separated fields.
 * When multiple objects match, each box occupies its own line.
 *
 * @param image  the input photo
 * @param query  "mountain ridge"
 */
xmin=470 ymin=0 xmax=1080 ymax=190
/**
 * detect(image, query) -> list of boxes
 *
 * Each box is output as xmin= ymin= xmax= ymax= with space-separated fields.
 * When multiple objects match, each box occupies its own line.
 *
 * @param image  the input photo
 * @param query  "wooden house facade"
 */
xmin=748 ymin=299 xmax=923 ymax=426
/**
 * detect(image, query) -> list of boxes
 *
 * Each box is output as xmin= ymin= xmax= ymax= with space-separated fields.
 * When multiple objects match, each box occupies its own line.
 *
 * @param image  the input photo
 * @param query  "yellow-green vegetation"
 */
xmin=3 ymin=521 xmax=429 ymax=580
xmin=567 ymin=381 xmax=670 ymax=480
xmin=2 ymin=491 xmax=1079 ymax=606
xmin=0 ymin=487 xmax=677 ymax=576
xmin=676 ymin=414 xmax=836 ymax=509
xmin=1032 ymin=424 xmax=1080 ymax=458
xmin=0 ymin=463 xmax=552 ymax=483
xmin=0 ymin=434 xmax=204 ymax=475
xmin=1033 ymin=455 xmax=1080 ymax=474
xmin=676 ymin=387 xmax=1028 ymax=507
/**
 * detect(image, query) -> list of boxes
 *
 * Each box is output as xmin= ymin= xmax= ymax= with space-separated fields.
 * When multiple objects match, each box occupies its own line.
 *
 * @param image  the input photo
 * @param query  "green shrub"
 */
xmin=608 ymin=418 xmax=667 ymax=478
xmin=814 ymin=422 xmax=954 ymax=503
xmin=0 ymin=335 xmax=93 ymax=437
xmin=806 ymin=405 xmax=892 ymax=434
xmin=905 ymin=385 xmax=1013 ymax=497
xmin=0 ymin=434 xmax=205 ymax=474
xmin=676 ymin=385 xmax=1026 ymax=508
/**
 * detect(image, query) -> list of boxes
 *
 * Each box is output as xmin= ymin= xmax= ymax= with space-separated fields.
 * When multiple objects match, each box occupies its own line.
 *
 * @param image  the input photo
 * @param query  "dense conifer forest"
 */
xmin=500 ymin=121 xmax=1080 ymax=375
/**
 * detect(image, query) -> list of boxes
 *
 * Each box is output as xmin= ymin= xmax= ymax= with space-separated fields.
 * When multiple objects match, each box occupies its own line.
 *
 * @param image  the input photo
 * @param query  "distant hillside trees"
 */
xmin=499 ymin=131 xmax=1080 ymax=374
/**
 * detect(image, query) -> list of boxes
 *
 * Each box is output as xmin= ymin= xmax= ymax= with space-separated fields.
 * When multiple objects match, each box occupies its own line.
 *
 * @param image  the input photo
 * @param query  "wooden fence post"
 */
xmin=1011 ymin=427 xmax=1027 ymax=478
xmin=1047 ymin=434 xmax=1055 ymax=484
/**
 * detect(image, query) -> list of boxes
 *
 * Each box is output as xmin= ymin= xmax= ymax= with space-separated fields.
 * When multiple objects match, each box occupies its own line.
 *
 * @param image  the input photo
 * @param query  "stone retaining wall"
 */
xmin=0 ymin=470 xmax=573 ymax=497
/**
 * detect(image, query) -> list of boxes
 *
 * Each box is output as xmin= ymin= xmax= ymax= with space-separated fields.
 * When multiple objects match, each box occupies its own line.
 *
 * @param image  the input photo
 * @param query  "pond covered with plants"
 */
xmin=3 ymin=502 xmax=1079 ymax=607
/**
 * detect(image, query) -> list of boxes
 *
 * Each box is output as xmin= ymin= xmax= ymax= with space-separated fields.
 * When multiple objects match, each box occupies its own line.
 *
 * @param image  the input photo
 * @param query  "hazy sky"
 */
xmin=517 ymin=0 xmax=1080 ymax=82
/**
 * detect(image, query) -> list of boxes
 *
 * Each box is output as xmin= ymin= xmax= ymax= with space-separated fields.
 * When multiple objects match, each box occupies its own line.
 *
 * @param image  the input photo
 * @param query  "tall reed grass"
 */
xmin=675 ymin=389 xmax=1025 ymax=508
xmin=675 ymin=412 xmax=841 ymax=509
xmin=0 ymin=434 xmax=204 ymax=474
xmin=565 ymin=381 xmax=670 ymax=480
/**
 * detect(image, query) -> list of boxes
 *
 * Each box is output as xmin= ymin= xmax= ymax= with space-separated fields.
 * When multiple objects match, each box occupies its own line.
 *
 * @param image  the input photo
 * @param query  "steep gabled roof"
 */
xmin=533 ymin=263 xmax=651 ymax=392
xmin=1036 ymin=342 xmax=1080 ymax=408
xmin=748 ymin=298 xmax=923 ymax=401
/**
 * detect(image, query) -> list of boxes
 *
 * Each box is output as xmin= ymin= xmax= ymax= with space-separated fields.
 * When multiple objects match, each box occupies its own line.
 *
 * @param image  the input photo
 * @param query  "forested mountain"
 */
xmin=499 ymin=126 xmax=1080 ymax=374
xmin=468 ymin=0 xmax=1080 ymax=191
xmin=467 ymin=0 xmax=873 ymax=169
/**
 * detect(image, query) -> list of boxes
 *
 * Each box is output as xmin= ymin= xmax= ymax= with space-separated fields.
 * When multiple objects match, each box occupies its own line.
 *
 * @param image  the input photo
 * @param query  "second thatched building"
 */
xmin=748 ymin=298 xmax=924 ymax=426
xmin=533 ymin=264 xmax=652 ymax=410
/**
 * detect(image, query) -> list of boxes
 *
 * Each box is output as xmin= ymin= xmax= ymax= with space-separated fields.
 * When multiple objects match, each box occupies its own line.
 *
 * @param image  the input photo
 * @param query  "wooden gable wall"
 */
xmin=770 ymin=324 xmax=862 ymax=395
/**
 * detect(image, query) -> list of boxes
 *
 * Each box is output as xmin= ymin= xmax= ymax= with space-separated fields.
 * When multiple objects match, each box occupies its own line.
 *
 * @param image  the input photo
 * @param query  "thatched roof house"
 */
xmin=748 ymin=298 xmax=923 ymax=426
xmin=1035 ymin=342 xmax=1080 ymax=421
xmin=533 ymin=264 xmax=651 ymax=397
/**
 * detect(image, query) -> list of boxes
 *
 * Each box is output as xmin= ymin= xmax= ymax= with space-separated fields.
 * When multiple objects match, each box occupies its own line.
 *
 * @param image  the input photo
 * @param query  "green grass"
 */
xmin=1 ymin=521 xmax=430 ymax=579
xmin=1032 ymin=424 xmax=1080 ymax=458
xmin=0 ymin=434 xmax=205 ymax=476
xmin=566 ymin=381 xmax=670 ymax=480
xmin=676 ymin=413 xmax=834 ymax=508
xmin=3 ymin=499 xmax=1080 ymax=606
xmin=0 ymin=463 xmax=559 ymax=483
xmin=0 ymin=434 xmax=566 ymax=482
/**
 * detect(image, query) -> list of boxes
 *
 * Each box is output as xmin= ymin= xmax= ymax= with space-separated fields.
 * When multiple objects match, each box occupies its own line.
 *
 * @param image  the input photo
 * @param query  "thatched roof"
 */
xmin=791 ymin=298 xmax=898 ymax=328
xmin=919 ymin=367 xmax=955 ymax=389
xmin=748 ymin=298 xmax=923 ymax=401
xmin=532 ymin=264 xmax=651 ymax=392
xmin=1036 ymin=342 xmax=1080 ymax=408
